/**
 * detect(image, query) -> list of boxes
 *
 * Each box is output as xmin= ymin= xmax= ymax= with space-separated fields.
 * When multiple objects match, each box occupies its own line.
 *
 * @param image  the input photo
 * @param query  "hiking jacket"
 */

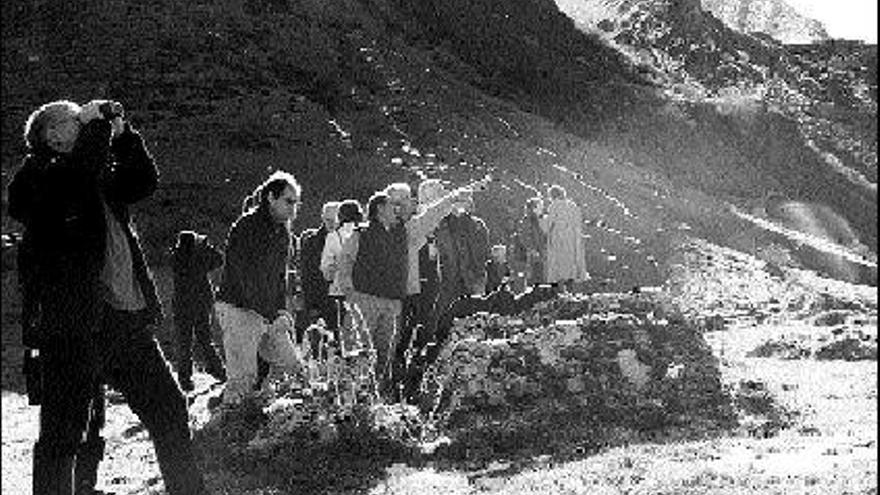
xmin=435 ymin=213 xmax=489 ymax=295
xmin=351 ymin=221 xmax=407 ymax=300
xmin=217 ymin=206 xmax=291 ymax=319
xmin=8 ymin=119 xmax=163 ymax=344
xmin=300 ymin=225 xmax=332 ymax=309
xmin=171 ymin=234 xmax=223 ymax=316
xmin=321 ymin=222 xmax=358 ymax=296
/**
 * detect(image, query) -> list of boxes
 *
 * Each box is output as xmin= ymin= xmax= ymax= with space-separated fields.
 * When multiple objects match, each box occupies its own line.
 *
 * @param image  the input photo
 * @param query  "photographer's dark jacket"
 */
xmin=8 ymin=119 xmax=163 ymax=345
xmin=171 ymin=237 xmax=223 ymax=317
xmin=217 ymin=206 xmax=291 ymax=319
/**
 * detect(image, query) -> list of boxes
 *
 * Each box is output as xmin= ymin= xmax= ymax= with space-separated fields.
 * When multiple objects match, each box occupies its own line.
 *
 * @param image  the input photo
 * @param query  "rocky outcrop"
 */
xmin=701 ymin=0 xmax=829 ymax=44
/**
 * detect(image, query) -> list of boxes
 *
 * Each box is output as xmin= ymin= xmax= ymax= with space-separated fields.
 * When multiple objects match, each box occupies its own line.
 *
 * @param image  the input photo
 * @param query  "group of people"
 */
xmin=9 ymin=99 xmax=589 ymax=495
xmin=204 ymin=174 xmax=497 ymax=407
xmin=510 ymin=185 xmax=588 ymax=292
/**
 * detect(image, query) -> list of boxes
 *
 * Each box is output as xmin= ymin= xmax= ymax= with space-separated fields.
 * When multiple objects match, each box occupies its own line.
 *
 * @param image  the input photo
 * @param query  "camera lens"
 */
xmin=99 ymin=102 xmax=121 ymax=119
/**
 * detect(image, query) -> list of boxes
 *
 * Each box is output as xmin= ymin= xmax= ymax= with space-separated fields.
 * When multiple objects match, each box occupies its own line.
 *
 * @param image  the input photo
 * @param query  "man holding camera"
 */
xmin=8 ymin=99 xmax=209 ymax=494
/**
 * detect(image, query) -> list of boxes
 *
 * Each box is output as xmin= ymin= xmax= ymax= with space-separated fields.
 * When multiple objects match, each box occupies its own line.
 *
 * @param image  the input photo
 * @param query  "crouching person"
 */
xmin=9 ymin=99 xmax=209 ymax=494
xmin=216 ymin=171 xmax=305 ymax=407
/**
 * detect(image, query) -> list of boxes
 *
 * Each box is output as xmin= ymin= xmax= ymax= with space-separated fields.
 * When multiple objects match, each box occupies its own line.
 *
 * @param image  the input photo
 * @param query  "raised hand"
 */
xmin=80 ymin=100 xmax=124 ymax=124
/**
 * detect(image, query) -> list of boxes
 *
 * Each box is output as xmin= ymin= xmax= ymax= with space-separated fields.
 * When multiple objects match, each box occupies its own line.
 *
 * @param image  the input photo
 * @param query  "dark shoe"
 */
xmin=75 ymin=437 xmax=105 ymax=495
xmin=207 ymin=394 xmax=223 ymax=411
xmin=209 ymin=368 xmax=227 ymax=384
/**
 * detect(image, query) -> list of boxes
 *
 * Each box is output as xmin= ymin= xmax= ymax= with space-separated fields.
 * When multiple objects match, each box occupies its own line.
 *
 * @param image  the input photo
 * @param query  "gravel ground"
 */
xmin=2 ymin=250 xmax=876 ymax=494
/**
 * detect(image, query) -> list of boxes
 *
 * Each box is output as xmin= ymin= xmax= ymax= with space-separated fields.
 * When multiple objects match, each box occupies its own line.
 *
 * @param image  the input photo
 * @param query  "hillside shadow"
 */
xmin=418 ymin=406 xmax=735 ymax=476
xmin=193 ymin=402 xmax=734 ymax=495
xmin=194 ymin=406 xmax=415 ymax=495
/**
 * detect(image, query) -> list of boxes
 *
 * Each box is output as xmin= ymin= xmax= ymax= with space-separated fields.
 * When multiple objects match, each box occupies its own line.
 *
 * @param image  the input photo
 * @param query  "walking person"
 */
xmin=215 ymin=171 xmax=306 ymax=407
xmin=300 ymin=201 xmax=341 ymax=360
xmin=300 ymin=201 xmax=341 ymax=332
xmin=540 ymin=185 xmax=587 ymax=290
xmin=385 ymin=181 xmax=443 ymax=399
xmin=344 ymin=192 xmax=407 ymax=400
xmin=171 ymin=230 xmax=227 ymax=392
xmin=8 ymin=99 xmax=210 ymax=494
xmin=395 ymin=180 xmax=446 ymax=401
xmin=512 ymin=196 xmax=546 ymax=288
xmin=320 ymin=199 xmax=363 ymax=353
xmin=430 ymin=189 xmax=490 ymax=357
xmin=343 ymin=179 xmax=483 ymax=400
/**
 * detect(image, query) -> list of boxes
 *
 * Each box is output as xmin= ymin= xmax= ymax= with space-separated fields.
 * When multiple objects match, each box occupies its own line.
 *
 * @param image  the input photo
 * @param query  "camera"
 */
xmin=98 ymin=101 xmax=124 ymax=120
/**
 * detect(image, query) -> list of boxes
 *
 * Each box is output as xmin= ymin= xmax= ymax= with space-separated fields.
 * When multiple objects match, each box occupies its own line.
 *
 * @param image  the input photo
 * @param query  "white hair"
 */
xmin=384 ymin=182 xmax=412 ymax=200
xmin=321 ymin=201 xmax=341 ymax=219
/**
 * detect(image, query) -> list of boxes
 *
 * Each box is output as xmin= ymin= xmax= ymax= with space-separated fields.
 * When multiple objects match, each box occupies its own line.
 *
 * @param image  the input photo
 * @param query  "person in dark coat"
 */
xmin=346 ymin=192 xmax=409 ymax=399
xmin=429 ymin=190 xmax=489 ymax=363
xmin=485 ymin=244 xmax=512 ymax=294
xmin=171 ymin=230 xmax=226 ymax=392
xmin=434 ymin=191 xmax=490 ymax=311
xmin=512 ymin=196 xmax=546 ymax=287
xmin=8 ymin=99 xmax=208 ymax=494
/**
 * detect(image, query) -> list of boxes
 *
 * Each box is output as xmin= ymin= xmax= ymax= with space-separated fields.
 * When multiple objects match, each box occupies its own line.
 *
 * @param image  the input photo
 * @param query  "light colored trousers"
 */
xmin=215 ymin=302 xmax=303 ymax=405
xmin=348 ymin=291 xmax=401 ymax=396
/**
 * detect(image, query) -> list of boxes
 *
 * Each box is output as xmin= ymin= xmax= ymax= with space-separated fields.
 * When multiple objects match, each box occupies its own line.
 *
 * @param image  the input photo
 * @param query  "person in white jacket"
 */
xmin=540 ymin=185 xmax=588 ymax=290
xmin=320 ymin=199 xmax=364 ymax=353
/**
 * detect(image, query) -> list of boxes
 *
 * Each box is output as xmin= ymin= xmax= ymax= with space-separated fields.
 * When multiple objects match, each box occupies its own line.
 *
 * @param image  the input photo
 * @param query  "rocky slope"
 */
xmin=1 ymin=0 xmax=876 ymax=287
xmin=553 ymin=0 xmax=877 ymax=283
xmin=701 ymin=0 xmax=829 ymax=44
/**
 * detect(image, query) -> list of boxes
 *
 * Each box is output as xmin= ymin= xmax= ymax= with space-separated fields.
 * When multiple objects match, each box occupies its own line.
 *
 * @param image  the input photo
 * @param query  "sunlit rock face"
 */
xmin=701 ymin=0 xmax=829 ymax=44
xmin=769 ymin=200 xmax=867 ymax=283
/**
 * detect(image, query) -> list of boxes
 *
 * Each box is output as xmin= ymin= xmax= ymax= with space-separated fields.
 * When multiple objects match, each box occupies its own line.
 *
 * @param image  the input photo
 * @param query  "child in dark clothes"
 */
xmin=485 ymin=244 xmax=511 ymax=294
xmin=171 ymin=230 xmax=227 ymax=391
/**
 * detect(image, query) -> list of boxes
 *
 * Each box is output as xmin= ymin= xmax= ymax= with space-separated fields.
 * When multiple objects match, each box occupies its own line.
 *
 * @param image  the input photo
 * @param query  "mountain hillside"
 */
xmin=1 ymin=0 xmax=876 ymax=288
xmin=553 ymin=0 xmax=877 ymax=283
xmin=701 ymin=0 xmax=829 ymax=44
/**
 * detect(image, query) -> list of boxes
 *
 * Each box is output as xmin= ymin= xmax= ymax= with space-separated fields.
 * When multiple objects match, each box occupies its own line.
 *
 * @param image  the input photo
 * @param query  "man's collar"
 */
xmin=256 ymin=206 xmax=287 ymax=231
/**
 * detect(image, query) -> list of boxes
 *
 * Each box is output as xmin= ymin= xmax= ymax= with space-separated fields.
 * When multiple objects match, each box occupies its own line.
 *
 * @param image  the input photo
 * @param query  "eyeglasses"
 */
xmin=283 ymin=197 xmax=302 ymax=207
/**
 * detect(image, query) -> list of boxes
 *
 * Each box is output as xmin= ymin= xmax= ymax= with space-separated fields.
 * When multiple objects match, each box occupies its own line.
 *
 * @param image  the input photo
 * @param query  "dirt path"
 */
xmin=3 ymin=258 xmax=876 ymax=495
xmin=3 ymin=321 xmax=875 ymax=495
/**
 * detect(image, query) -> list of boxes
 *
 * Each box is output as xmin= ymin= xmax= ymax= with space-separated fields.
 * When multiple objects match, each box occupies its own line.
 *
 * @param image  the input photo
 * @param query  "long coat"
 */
xmin=171 ymin=234 xmax=223 ymax=317
xmin=8 ymin=120 xmax=163 ymax=349
xmin=540 ymin=198 xmax=587 ymax=283
xmin=435 ymin=213 xmax=489 ymax=296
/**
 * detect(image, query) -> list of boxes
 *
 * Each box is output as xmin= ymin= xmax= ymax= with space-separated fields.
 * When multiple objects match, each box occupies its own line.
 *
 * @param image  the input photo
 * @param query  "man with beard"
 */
xmin=216 ymin=171 xmax=305 ymax=407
